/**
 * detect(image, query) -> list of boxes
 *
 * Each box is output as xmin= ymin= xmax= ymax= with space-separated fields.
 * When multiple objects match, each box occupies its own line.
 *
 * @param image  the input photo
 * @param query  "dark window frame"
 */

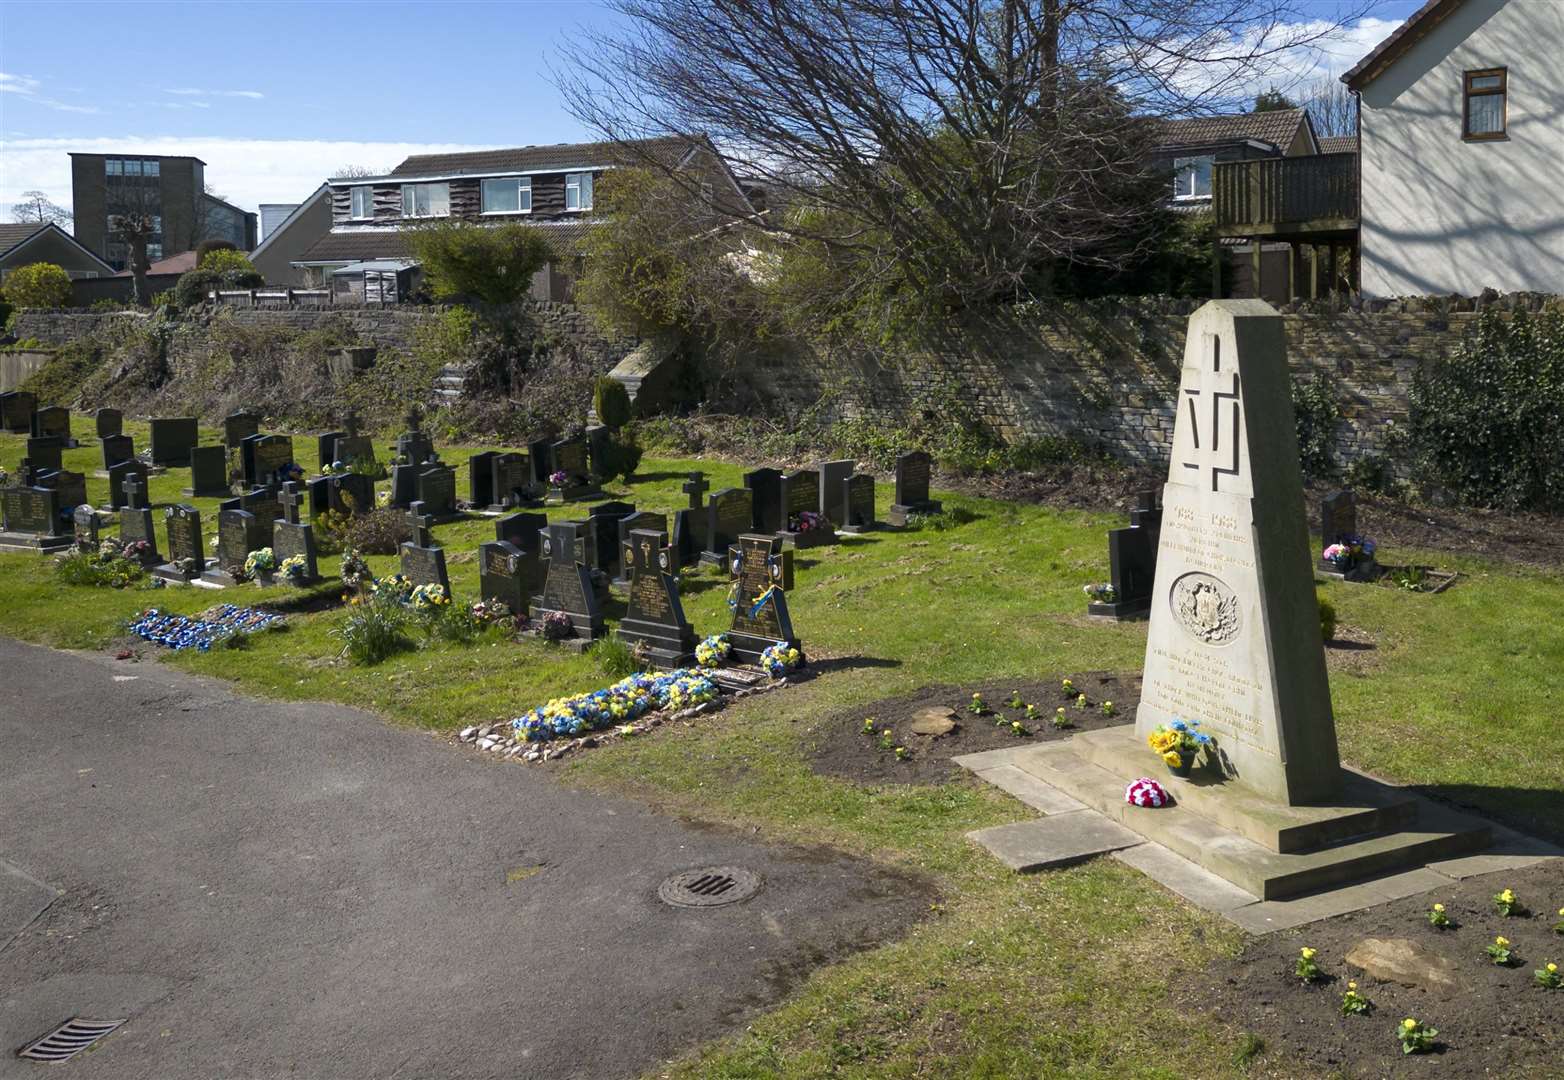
xmin=1463 ymin=67 xmax=1508 ymax=141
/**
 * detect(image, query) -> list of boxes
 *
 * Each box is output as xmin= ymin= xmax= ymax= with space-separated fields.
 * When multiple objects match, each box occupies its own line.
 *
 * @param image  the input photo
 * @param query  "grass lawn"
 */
xmin=3 ymin=416 xmax=1562 ymax=1077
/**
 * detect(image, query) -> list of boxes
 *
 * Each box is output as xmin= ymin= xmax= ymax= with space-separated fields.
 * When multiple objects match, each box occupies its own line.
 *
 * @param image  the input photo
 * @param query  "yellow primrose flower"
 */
xmin=1500 ymin=889 xmax=1515 ymax=902
xmin=1496 ymin=936 xmax=1510 ymax=946
xmin=1549 ymin=963 xmax=1558 ymax=973
xmin=1402 ymin=1019 xmax=1417 ymax=1029
xmin=1300 ymin=947 xmax=1316 ymax=960
xmin=1432 ymin=903 xmax=1444 ymax=912
xmin=1347 ymin=981 xmax=1357 ymax=990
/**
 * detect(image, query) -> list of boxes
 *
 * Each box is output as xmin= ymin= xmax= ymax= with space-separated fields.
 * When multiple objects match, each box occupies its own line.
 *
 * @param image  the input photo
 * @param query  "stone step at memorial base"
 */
xmin=1009 ymin=729 xmax=1492 ymax=901
xmin=0 ymin=531 xmax=74 ymax=554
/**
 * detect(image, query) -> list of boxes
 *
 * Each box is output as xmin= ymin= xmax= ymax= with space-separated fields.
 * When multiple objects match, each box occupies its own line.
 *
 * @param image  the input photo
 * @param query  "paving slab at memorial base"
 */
xmin=957 ymin=744 xmax=1559 ymax=933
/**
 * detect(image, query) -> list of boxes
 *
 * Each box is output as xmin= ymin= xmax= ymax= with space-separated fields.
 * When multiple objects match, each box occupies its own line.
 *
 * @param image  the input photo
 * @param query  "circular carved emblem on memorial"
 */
xmin=658 ymin=550 xmax=669 ymax=571
xmin=542 ymin=538 xmax=553 ymax=557
xmin=1169 ymin=572 xmax=1241 ymax=645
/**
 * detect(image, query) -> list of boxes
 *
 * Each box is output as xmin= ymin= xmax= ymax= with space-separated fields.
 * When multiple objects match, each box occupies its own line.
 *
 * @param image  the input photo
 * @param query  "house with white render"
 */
xmin=1343 ymin=0 xmax=1564 ymax=296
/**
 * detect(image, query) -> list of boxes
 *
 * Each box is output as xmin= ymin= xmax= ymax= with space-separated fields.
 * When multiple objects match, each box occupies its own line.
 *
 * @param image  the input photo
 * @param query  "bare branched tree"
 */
xmin=334 ymin=164 xmax=389 ymax=178
xmin=1302 ymin=76 xmax=1356 ymax=139
xmin=557 ymin=0 xmax=1369 ymax=316
xmin=11 ymin=190 xmax=73 ymax=227
xmin=106 ymin=179 xmax=160 ymax=305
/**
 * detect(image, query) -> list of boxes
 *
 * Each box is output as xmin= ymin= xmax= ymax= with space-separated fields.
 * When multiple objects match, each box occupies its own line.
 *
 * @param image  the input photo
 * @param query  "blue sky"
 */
xmin=1 ymin=0 xmax=1423 ymax=217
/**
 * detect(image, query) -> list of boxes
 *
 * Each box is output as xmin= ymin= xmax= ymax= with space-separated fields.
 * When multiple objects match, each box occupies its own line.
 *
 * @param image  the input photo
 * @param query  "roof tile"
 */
xmin=1155 ymin=109 xmax=1307 ymax=151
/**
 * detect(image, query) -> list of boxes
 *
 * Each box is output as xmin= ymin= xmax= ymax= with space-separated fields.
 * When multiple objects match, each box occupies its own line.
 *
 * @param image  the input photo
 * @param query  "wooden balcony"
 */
xmin=1213 ymin=152 xmax=1359 ymax=239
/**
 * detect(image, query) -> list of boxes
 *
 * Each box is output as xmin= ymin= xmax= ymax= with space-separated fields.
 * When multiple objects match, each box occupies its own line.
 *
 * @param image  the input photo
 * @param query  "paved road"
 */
xmin=0 ymin=637 xmax=924 ymax=1079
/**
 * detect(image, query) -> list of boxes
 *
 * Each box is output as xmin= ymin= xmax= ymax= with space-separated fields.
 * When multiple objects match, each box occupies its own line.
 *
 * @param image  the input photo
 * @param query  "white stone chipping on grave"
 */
xmin=1135 ymin=299 xmax=1341 ymax=805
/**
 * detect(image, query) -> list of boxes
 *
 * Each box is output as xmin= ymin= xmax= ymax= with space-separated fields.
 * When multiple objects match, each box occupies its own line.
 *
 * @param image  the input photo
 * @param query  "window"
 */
xmin=350 ymin=185 xmax=373 ymax=219
xmin=124 ymin=159 xmax=142 ymax=176
xmin=565 ymin=171 xmax=594 ymax=211
xmin=1464 ymin=67 xmax=1507 ymax=140
xmin=400 ymin=182 xmax=450 ymax=218
xmin=145 ymin=159 xmax=159 ymax=177
xmin=147 ymin=243 xmax=163 ymax=260
xmin=1172 ymin=156 xmax=1213 ymax=199
xmin=105 ymin=159 xmax=122 ymax=176
xmin=481 ymin=177 xmax=532 ymax=213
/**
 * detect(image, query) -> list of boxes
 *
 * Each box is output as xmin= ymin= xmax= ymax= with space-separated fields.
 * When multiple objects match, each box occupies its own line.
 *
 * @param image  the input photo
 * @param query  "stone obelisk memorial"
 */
xmin=1004 ymin=301 xmax=1492 ymax=900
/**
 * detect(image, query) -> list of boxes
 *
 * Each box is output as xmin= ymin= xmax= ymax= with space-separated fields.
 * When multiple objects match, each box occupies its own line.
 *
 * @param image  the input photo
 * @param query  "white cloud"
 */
xmin=0 ymin=135 xmax=499 ymax=221
xmin=0 ymin=71 xmax=101 ymax=114
xmin=163 ymin=88 xmax=266 ymax=100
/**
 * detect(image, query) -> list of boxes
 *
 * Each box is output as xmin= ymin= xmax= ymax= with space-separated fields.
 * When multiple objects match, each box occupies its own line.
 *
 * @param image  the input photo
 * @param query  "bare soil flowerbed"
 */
xmin=1184 ymin=859 xmax=1564 ymax=1078
xmin=807 ymin=671 xmax=1140 ymax=785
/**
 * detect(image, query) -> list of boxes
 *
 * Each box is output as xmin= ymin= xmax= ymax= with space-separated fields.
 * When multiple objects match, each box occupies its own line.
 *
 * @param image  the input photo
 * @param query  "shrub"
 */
xmin=195 ymin=238 xmax=237 ymax=264
xmin=1408 ymin=308 xmax=1564 ymax=511
xmin=414 ymin=602 xmax=483 ymax=646
xmin=335 ymin=594 xmax=414 ymax=666
xmin=18 ymin=341 xmax=103 ymax=407
xmin=199 ymin=249 xmax=259 ymax=277
xmin=54 ymin=547 xmax=144 ymax=588
xmin=174 ymin=268 xmax=220 ymax=308
xmin=345 ymin=508 xmax=412 ymax=555
xmin=1290 ymin=372 xmax=1341 ymax=482
xmin=592 ymin=636 xmax=641 ymax=679
xmin=593 ymin=428 xmax=644 ymax=483
xmin=404 ymin=219 xmax=553 ymax=304
xmin=594 ymin=376 xmax=633 ymax=429
xmin=1317 ymin=592 xmax=1337 ymax=643
xmin=2 ymin=262 xmax=72 ymax=308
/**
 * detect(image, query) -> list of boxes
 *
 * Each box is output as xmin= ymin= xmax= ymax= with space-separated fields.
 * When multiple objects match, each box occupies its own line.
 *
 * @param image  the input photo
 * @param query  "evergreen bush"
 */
xmin=1 ymin=262 xmax=72 ymax=308
xmin=1290 ymin=372 xmax=1341 ymax=482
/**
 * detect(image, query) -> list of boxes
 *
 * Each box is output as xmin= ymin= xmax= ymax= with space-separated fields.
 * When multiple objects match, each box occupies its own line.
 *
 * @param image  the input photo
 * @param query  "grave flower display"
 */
xmin=760 ymin=641 xmax=803 ymax=678
xmin=695 ymin=633 xmax=731 ymax=668
xmin=1083 ymin=582 xmax=1118 ymax=604
xmin=408 ymin=582 xmax=449 ymax=611
xmin=370 ymin=573 xmax=414 ymax=605
xmin=511 ymin=668 xmax=718 ymax=741
xmin=1147 ymin=719 xmax=1212 ymax=777
xmin=242 ymin=547 xmax=277 ymax=581
xmin=470 ymin=600 xmax=514 ymax=626
xmin=1323 ymin=534 xmax=1376 ymax=570
xmin=340 ymin=549 xmax=372 ymax=590
xmin=129 ymin=605 xmax=284 ymax=651
xmin=549 ymin=470 xmax=568 ymax=486
xmin=1124 ymin=777 xmax=1168 ymax=807
xmin=279 ymin=554 xmax=310 ymax=582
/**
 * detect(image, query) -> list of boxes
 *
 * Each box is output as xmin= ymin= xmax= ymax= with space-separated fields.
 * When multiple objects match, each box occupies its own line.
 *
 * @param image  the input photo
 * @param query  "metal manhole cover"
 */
xmin=17 ymin=1017 xmax=125 ymax=1062
xmin=658 ymin=866 xmax=763 ymax=908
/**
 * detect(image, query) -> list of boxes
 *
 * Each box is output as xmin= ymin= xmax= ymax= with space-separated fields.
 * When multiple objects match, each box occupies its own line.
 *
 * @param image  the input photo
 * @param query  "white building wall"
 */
xmin=1358 ymin=0 xmax=1564 ymax=296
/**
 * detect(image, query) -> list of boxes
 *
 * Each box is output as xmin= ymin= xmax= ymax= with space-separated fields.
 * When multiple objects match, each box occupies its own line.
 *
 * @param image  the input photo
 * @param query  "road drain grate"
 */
xmin=658 ymin=866 xmax=763 ymax=908
xmin=17 ymin=1017 xmax=125 ymax=1062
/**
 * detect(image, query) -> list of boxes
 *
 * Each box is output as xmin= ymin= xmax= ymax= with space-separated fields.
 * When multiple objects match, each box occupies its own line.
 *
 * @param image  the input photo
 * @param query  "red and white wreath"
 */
xmin=1125 ymin=777 xmax=1169 ymax=808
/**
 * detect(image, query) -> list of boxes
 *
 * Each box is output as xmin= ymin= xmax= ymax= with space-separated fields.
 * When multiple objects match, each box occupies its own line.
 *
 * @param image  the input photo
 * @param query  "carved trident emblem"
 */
xmin=1177 ymin=333 xmax=1243 ymax=493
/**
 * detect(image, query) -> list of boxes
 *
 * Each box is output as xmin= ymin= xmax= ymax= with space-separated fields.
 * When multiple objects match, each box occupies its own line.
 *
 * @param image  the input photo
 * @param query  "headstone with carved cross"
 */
xmin=406 ymin=501 xmax=434 ymax=549
xmin=528 ymin=521 xmax=605 ymax=643
xmin=615 ymin=528 xmax=698 ymax=667
xmin=1136 ymin=300 xmax=1340 ymax=806
xmin=279 ymin=481 xmax=305 ymax=525
xmin=726 ymin=533 xmax=800 ymax=665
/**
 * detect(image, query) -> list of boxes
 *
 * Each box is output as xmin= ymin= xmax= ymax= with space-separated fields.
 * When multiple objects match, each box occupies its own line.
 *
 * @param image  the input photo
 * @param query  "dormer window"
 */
xmin=482 ymin=177 xmax=532 ymax=214
xmin=1463 ymin=68 xmax=1507 ymax=140
xmin=350 ymin=185 xmax=373 ymax=220
xmin=1173 ymin=156 xmax=1213 ymax=200
xmin=401 ymin=182 xmax=450 ymax=218
xmin=565 ymin=172 xmax=594 ymax=211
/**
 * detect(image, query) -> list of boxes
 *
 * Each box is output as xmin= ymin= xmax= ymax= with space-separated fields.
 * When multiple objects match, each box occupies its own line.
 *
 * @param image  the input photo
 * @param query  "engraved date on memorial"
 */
xmin=1145 ymin=645 xmax=1266 ymax=747
xmin=1169 ymin=571 xmax=1240 ymax=644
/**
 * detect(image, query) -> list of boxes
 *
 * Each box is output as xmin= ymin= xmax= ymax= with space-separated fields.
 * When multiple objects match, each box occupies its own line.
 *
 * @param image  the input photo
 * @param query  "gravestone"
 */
xmin=727 ymin=533 xmax=801 ymax=665
xmin=671 ymin=509 xmax=702 ymax=568
xmin=272 ymin=517 xmax=320 ymax=585
xmin=526 ymin=437 xmax=556 ymax=490
xmin=1086 ymin=489 xmax=1163 ymax=620
xmin=73 ymin=504 xmax=99 ymax=550
xmin=239 ymin=487 xmax=284 ymax=534
xmin=616 ymin=528 xmax=698 ymax=667
xmin=743 ymin=468 xmax=783 ymax=533
xmin=315 ymin=430 xmax=347 ymax=469
xmin=888 ymin=451 xmax=941 ymax=525
xmin=586 ymin=501 xmax=637 ymax=571
xmin=102 ymin=433 xmax=135 ymax=472
xmin=309 ymin=472 xmax=373 ymax=519
xmin=682 ymin=472 xmax=710 ymax=512
xmin=399 ymin=537 xmax=451 ymax=594
xmin=0 ymin=391 xmax=36 ymax=433
xmin=495 ymin=511 xmax=548 ymax=553
xmin=703 ymin=487 xmax=753 ymax=564
xmin=333 ymin=434 xmax=378 ymax=472
xmin=204 ymin=508 xmax=267 ymax=585
xmin=406 ymin=501 xmax=434 ymax=549
xmin=149 ymin=417 xmax=199 ymax=466
xmin=223 ymin=410 xmax=260 ymax=450
xmin=278 ymin=481 xmax=305 ymax=525
xmin=25 ymin=436 xmax=62 ymax=473
xmin=529 ymin=521 xmax=605 ymax=643
xmin=250 ymin=435 xmax=297 ymax=488
xmin=153 ymin=504 xmax=205 ymax=581
xmin=95 ymin=408 xmax=123 ymax=440
xmin=32 ymin=406 xmax=75 ymax=447
xmin=612 ymin=510 xmax=668 ymax=585
xmin=388 ymin=462 xmax=419 ymax=509
xmin=395 ymin=405 xmax=435 ymax=467
xmin=1317 ymin=489 xmax=1377 ymax=580
xmin=0 ymin=485 xmax=70 ymax=552
xmin=545 ymin=434 xmax=601 ymax=502
xmin=186 ymin=445 xmax=231 ymax=498
xmin=491 ymin=452 xmax=532 ymax=508
xmin=478 ymin=540 xmax=529 ymax=614
xmin=840 ymin=473 xmax=878 ymax=533
xmin=586 ymin=425 xmax=613 ymax=481
xmin=35 ymin=469 xmax=87 ymax=516
xmin=415 ymin=462 xmax=458 ymax=519
xmin=468 ymin=451 xmax=497 ymax=508
xmin=106 ymin=460 xmax=151 ymax=510
xmin=119 ymin=500 xmax=160 ymax=564
xmin=1136 ymin=301 xmax=1340 ymax=804
xmin=818 ymin=459 xmax=855 ymax=525
xmin=778 ymin=468 xmax=834 ymax=548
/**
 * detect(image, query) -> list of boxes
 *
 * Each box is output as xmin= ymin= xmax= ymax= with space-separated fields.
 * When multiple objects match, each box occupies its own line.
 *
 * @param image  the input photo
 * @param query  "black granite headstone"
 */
xmin=0 ymin=391 xmax=36 ymax=433
xmin=415 ymin=463 xmax=458 ymax=518
xmin=841 ymin=473 xmax=877 ymax=532
xmin=1086 ymin=489 xmax=1162 ymax=619
xmin=612 ymin=510 xmax=667 ymax=584
xmin=273 ymin=519 xmax=320 ymax=584
xmin=107 ymin=460 xmax=151 ymax=510
xmin=119 ymin=502 xmax=160 ymax=564
xmin=743 ymin=468 xmax=783 ymax=533
xmin=818 ymin=459 xmax=854 ymax=525
xmin=889 ymin=451 xmax=941 ymax=525
xmin=703 ymin=487 xmax=753 ymax=563
xmin=529 ymin=521 xmax=604 ymax=641
xmin=95 ymin=408 xmax=123 ymax=440
xmin=33 ymin=406 xmax=75 ymax=447
xmin=399 ymin=540 xmax=450 ymax=594
xmin=155 ymin=504 xmax=205 ymax=580
xmin=1 ymin=485 xmax=65 ymax=545
xmin=495 ymin=511 xmax=548 ymax=553
xmin=35 ymin=468 xmax=87 ymax=516
xmin=223 ymin=411 xmax=260 ymax=450
xmin=102 ymin=433 xmax=135 ymax=472
xmin=25 ymin=436 xmax=62 ymax=472
xmin=468 ymin=451 xmax=498 ymax=508
xmin=478 ymin=540 xmax=528 ymax=614
xmin=149 ymin=417 xmax=199 ymax=467
xmin=616 ymin=528 xmax=697 ymax=666
xmin=727 ymin=533 xmax=801 ymax=665
xmin=251 ymin=435 xmax=297 ymax=488
xmin=586 ymin=501 xmax=636 ymax=571
xmin=204 ymin=508 xmax=266 ymax=584
xmin=187 ymin=445 xmax=231 ymax=498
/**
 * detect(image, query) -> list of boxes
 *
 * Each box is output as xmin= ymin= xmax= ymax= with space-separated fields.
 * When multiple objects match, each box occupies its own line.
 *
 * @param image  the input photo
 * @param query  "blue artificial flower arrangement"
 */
xmin=129 ymin=605 xmax=284 ymax=651
xmin=510 ymin=669 xmax=720 ymax=742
